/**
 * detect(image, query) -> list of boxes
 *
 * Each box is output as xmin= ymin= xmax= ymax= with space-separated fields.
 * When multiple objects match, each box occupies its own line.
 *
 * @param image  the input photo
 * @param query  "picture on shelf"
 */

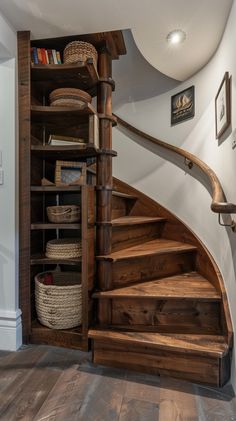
xmin=171 ymin=86 xmax=195 ymax=126
xmin=215 ymin=72 xmax=231 ymax=139
xmin=55 ymin=161 xmax=86 ymax=186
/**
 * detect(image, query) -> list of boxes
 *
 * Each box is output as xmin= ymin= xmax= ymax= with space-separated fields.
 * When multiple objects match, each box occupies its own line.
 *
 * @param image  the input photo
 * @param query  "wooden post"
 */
xmin=96 ymin=47 xmax=113 ymax=257
xmin=18 ymin=31 xmax=31 ymax=342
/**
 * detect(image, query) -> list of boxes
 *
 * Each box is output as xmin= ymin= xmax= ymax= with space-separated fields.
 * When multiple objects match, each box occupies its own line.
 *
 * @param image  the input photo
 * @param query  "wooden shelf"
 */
xmin=31 ymin=185 xmax=82 ymax=192
xmin=31 ymin=144 xmax=98 ymax=159
xmin=31 ymin=320 xmax=87 ymax=350
xmin=31 ymin=104 xmax=96 ymax=127
xmin=30 ymin=253 xmax=82 ymax=265
xmin=31 ymin=223 xmax=82 ymax=230
xmin=31 ymin=60 xmax=99 ymax=96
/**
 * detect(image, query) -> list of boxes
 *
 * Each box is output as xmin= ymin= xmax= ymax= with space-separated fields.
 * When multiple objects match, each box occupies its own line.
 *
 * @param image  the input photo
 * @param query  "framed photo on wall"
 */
xmin=215 ymin=72 xmax=231 ymax=139
xmin=171 ymin=86 xmax=195 ymax=126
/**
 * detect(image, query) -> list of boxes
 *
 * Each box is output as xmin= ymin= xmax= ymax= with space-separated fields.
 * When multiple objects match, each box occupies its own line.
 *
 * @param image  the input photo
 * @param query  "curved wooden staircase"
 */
xmin=89 ymin=178 xmax=233 ymax=387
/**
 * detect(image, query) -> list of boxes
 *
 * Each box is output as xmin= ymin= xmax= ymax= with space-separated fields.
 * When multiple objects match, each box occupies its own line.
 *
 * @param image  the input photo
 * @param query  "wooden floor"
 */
xmin=0 ymin=345 xmax=235 ymax=421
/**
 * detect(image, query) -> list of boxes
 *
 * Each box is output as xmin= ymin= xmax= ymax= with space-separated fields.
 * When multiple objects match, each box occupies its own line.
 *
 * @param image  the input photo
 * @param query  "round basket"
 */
xmin=35 ymin=271 xmax=82 ymax=329
xmin=47 ymin=205 xmax=81 ymax=223
xmin=49 ymin=88 xmax=92 ymax=108
xmin=46 ymin=238 xmax=82 ymax=259
xmin=64 ymin=41 xmax=98 ymax=67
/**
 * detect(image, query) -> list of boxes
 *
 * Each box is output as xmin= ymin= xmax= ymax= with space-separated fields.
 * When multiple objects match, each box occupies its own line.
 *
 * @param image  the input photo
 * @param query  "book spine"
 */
xmin=37 ymin=48 xmax=43 ymax=64
xmin=47 ymin=50 xmax=54 ymax=64
xmin=45 ymin=50 xmax=49 ymax=64
xmin=41 ymin=48 xmax=47 ymax=64
xmin=52 ymin=49 xmax=58 ymax=64
xmin=56 ymin=51 xmax=62 ymax=64
xmin=32 ymin=47 xmax=39 ymax=64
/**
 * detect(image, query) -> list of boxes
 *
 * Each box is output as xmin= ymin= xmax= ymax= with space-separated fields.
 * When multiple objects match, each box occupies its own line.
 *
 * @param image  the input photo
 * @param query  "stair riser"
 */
xmin=92 ymin=340 xmax=228 ymax=386
xmin=112 ymin=196 xmax=136 ymax=219
xmin=97 ymin=299 xmax=221 ymax=334
xmin=112 ymin=222 xmax=164 ymax=252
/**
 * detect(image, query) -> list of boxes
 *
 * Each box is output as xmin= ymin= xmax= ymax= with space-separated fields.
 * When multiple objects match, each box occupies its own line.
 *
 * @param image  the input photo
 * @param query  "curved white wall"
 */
xmin=113 ymin=3 xmax=236 ymax=387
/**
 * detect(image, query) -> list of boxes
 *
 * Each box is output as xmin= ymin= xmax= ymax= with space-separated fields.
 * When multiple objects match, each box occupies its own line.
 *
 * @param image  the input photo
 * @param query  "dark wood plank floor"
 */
xmin=0 ymin=345 xmax=235 ymax=420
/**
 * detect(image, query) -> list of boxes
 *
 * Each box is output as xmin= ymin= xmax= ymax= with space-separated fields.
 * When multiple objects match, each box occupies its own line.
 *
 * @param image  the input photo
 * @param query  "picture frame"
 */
xmin=55 ymin=161 xmax=86 ymax=186
xmin=215 ymin=72 xmax=231 ymax=139
xmin=171 ymin=86 xmax=195 ymax=126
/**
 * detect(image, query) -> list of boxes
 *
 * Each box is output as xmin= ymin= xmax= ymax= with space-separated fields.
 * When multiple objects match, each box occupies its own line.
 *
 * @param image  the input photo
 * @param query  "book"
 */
xmin=45 ymin=50 xmax=49 ymax=64
xmin=47 ymin=49 xmax=54 ymax=64
xmin=37 ymin=48 xmax=43 ymax=64
xmin=56 ymin=51 xmax=62 ymax=64
xmin=48 ymin=134 xmax=86 ymax=146
xmin=52 ymin=49 xmax=58 ymax=64
xmin=32 ymin=47 xmax=39 ymax=64
xmin=41 ymin=48 xmax=47 ymax=64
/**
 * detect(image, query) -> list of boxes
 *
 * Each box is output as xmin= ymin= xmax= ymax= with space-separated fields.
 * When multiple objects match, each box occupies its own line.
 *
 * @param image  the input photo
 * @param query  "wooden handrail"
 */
xmin=114 ymin=114 xmax=236 ymax=215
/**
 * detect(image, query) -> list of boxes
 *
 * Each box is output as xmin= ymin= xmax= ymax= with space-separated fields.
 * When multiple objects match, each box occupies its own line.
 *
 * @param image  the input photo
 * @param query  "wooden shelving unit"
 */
xmin=18 ymin=30 xmax=126 ymax=351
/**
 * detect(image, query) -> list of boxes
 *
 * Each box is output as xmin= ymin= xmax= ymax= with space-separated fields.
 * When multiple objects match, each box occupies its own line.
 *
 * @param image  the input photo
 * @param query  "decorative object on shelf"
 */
xmin=49 ymin=87 xmax=92 ymax=108
xmin=45 ymin=238 xmax=82 ymax=259
xmin=215 ymin=72 xmax=231 ymax=139
xmin=48 ymin=134 xmax=85 ymax=146
xmin=171 ymin=85 xmax=195 ymax=126
xmin=55 ymin=160 xmax=86 ymax=186
xmin=47 ymin=205 xmax=81 ymax=223
xmin=31 ymin=47 xmax=62 ymax=65
xmin=35 ymin=271 xmax=82 ymax=329
xmin=63 ymin=41 xmax=98 ymax=68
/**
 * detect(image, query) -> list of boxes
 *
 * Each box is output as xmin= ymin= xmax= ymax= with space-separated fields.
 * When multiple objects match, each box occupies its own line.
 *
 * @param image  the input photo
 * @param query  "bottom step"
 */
xmin=89 ymin=329 xmax=230 ymax=386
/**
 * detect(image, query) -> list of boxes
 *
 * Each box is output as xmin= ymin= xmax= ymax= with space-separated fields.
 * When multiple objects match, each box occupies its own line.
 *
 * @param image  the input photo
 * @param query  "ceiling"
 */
xmin=0 ymin=0 xmax=233 ymax=81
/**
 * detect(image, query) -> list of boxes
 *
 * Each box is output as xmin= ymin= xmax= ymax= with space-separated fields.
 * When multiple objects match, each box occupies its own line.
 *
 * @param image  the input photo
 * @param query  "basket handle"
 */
xmin=50 ymin=207 xmax=73 ymax=215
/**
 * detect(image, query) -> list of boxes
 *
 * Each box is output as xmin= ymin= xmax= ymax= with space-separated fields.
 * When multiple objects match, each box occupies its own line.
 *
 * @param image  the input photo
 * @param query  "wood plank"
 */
xmin=93 ymin=341 xmax=220 ymax=386
xmin=97 ymin=238 xmax=197 ymax=262
xmin=119 ymin=398 xmax=159 ymax=421
xmin=112 ymin=216 xmax=165 ymax=226
xmin=30 ymin=253 xmax=82 ymax=265
xmin=31 ymin=185 xmax=82 ymax=192
xmin=89 ymin=330 xmax=228 ymax=357
xmin=31 ymin=223 xmax=81 ymax=230
xmin=94 ymin=272 xmax=221 ymax=301
xmin=159 ymin=376 xmax=198 ymax=421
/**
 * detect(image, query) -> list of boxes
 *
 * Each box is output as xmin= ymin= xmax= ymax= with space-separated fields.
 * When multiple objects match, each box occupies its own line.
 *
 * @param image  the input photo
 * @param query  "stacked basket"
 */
xmin=63 ymin=40 xmax=98 ymax=68
xmin=45 ymin=238 xmax=82 ymax=259
xmin=47 ymin=205 xmax=81 ymax=223
xmin=49 ymin=87 xmax=91 ymax=108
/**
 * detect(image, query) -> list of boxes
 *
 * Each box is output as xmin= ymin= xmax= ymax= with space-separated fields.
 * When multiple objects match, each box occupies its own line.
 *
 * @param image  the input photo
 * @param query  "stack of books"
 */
xmin=48 ymin=135 xmax=86 ymax=146
xmin=31 ymin=47 xmax=62 ymax=65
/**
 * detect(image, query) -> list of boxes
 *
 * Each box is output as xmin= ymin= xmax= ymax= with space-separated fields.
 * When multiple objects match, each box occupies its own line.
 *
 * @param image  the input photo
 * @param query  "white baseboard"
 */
xmin=0 ymin=309 xmax=22 ymax=350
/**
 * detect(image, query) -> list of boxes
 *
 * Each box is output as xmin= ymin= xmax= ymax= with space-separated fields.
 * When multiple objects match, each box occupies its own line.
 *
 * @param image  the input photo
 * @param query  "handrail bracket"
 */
xmin=218 ymin=214 xmax=236 ymax=231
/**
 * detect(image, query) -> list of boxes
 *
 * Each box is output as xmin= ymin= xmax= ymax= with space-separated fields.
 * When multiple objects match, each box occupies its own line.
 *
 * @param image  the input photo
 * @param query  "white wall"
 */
xmin=113 ymin=5 xmax=236 ymax=387
xmin=0 ymin=13 xmax=21 ymax=350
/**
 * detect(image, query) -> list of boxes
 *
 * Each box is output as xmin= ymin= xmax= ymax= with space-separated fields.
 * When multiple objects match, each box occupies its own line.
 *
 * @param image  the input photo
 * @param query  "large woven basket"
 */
xmin=46 ymin=238 xmax=82 ymax=259
xmin=49 ymin=88 xmax=92 ymax=107
xmin=35 ymin=271 xmax=82 ymax=329
xmin=47 ymin=205 xmax=81 ymax=223
xmin=64 ymin=41 xmax=98 ymax=67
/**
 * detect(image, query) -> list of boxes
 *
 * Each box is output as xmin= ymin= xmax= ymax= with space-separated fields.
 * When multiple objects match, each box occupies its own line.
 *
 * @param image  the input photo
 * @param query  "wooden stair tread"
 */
xmin=112 ymin=191 xmax=137 ymax=200
xmin=112 ymin=216 xmax=165 ymax=226
xmin=93 ymin=272 xmax=221 ymax=301
xmin=88 ymin=329 xmax=228 ymax=358
xmin=97 ymin=238 xmax=197 ymax=261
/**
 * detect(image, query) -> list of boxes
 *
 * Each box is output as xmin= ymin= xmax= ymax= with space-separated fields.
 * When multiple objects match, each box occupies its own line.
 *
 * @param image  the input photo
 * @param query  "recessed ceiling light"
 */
xmin=166 ymin=29 xmax=186 ymax=45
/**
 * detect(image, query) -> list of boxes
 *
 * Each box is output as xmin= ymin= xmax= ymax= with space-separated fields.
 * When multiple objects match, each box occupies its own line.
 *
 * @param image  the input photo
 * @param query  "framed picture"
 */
xmin=171 ymin=86 xmax=195 ymax=126
xmin=215 ymin=72 xmax=231 ymax=139
xmin=55 ymin=161 xmax=86 ymax=186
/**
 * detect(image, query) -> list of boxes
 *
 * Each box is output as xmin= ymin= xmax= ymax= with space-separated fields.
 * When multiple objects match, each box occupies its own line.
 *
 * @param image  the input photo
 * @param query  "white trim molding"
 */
xmin=0 ymin=309 xmax=22 ymax=350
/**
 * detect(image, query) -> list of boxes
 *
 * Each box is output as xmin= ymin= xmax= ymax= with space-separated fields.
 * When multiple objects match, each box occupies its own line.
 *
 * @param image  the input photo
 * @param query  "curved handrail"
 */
xmin=114 ymin=114 xmax=236 ymax=215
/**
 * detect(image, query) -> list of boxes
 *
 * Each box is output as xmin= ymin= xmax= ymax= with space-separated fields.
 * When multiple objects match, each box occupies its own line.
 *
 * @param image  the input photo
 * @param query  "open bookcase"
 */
xmin=18 ymin=30 xmax=126 ymax=350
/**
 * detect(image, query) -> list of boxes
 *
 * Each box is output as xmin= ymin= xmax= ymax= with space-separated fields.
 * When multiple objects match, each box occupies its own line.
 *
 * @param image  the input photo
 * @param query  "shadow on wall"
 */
xmin=112 ymin=30 xmax=179 ymax=107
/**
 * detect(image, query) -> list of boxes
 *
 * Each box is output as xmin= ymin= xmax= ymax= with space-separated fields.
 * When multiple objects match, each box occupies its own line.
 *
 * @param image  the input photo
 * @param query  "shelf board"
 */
xmin=31 ymin=104 xmax=96 ymax=127
xmin=31 ymin=144 xmax=98 ymax=159
xmin=31 ymin=60 xmax=99 ymax=96
xmin=31 ymin=223 xmax=81 ymax=230
xmin=30 ymin=253 xmax=82 ymax=265
xmin=30 ymin=320 xmax=87 ymax=350
xmin=31 ymin=185 xmax=82 ymax=192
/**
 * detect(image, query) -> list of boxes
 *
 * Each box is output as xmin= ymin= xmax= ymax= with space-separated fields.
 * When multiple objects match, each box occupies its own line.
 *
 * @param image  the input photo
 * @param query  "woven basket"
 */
xmin=64 ymin=41 xmax=98 ymax=67
xmin=49 ymin=88 xmax=92 ymax=108
xmin=46 ymin=238 xmax=82 ymax=259
xmin=35 ymin=271 xmax=82 ymax=329
xmin=47 ymin=205 xmax=81 ymax=223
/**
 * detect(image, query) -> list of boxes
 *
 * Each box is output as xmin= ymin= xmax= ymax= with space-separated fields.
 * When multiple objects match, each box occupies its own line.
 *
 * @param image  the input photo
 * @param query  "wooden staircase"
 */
xmin=89 ymin=179 xmax=233 ymax=386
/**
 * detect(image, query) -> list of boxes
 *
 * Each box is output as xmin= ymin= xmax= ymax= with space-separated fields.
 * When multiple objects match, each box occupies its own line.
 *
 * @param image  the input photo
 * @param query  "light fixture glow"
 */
xmin=167 ymin=29 xmax=186 ymax=45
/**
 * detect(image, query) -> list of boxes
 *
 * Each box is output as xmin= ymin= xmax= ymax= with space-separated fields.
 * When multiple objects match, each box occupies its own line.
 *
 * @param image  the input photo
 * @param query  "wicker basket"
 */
xmin=47 ymin=205 xmax=81 ymax=223
xmin=49 ymin=88 xmax=92 ymax=108
xmin=64 ymin=41 xmax=98 ymax=67
xmin=35 ymin=271 xmax=82 ymax=329
xmin=46 ymin=238 xmax=82 ymax=259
